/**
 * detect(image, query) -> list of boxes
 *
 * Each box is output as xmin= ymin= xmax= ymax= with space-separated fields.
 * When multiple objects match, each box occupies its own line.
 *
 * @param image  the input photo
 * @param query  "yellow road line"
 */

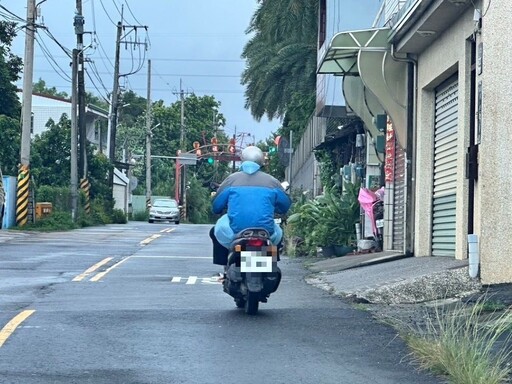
xmin=72 ymin=257 xmax=113 ymax=282
xmin=0 ymin=310 xmax=36 ymax=348
xmin=139 ymin=234 xmax=162 ymax=246
xmin=90 ymin=257 xmax=131 ymax=282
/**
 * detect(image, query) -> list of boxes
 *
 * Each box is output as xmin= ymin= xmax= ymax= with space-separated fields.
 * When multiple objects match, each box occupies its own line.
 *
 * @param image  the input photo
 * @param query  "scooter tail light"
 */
xmin=247 ymin=239 xmax=265 ymax=247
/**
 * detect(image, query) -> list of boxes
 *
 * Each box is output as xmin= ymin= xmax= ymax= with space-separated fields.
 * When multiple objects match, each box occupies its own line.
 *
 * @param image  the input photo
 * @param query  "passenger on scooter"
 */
xmin=209 ymin=145 xmax=292 ymax=266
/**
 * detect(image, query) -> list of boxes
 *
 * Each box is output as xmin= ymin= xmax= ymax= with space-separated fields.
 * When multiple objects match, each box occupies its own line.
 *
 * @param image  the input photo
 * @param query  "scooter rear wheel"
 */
xmin=245 ymin=292 xmax=259 ymax=315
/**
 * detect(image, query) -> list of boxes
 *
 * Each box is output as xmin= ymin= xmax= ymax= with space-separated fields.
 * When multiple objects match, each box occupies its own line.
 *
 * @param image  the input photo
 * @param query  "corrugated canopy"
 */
xmin=317 ymin=28 xmax=409 ymax=148
xmin=317 ymin=28 xmax=390 ymax=75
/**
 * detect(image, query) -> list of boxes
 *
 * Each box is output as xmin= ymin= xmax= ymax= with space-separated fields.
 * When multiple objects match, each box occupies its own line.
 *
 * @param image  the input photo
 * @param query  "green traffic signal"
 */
xmin=269 ymin=146 xmax=277 ymax=154
xmin=207 ymin=157 xmax=215 ymax=164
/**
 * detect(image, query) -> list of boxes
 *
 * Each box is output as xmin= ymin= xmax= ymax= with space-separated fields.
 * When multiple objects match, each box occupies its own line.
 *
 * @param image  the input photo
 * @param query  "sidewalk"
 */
xmin=305 ymin=252 xmax=482 ymax=304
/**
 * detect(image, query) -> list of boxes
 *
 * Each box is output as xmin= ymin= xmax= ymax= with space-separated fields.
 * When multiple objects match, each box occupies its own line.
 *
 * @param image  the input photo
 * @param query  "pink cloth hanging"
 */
xmin=358 ymin=188 xmax=378 ymax=236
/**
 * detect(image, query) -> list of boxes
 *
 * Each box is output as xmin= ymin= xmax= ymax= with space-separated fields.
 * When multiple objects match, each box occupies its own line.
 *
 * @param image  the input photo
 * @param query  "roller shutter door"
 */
xmin=432 ymin=78 xmax=458 ymax=257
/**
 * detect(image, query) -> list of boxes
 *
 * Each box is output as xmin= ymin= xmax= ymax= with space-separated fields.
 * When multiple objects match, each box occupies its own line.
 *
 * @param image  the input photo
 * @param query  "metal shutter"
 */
xmin=432 ymin=78 xmax=458 ymax=257
xmin=393 ymin=139 xmax=406 ymax=252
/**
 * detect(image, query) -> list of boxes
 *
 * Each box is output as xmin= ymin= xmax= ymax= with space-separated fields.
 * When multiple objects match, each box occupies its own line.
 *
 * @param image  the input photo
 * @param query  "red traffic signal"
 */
xmin=228 ymin=138 xmax=236 ymax=153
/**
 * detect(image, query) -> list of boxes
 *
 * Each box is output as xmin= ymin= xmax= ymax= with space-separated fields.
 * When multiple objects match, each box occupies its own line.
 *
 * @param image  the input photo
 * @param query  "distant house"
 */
xmin=17 ymin=91 xmax=109 ymax=153
xmin=17 ymin=92 xmax=130 ymax=215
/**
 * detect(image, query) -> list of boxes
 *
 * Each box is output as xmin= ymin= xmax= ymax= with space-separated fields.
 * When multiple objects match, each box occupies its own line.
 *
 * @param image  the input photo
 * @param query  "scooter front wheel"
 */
xmin=245 ymin=292 xmax=259 ymax=315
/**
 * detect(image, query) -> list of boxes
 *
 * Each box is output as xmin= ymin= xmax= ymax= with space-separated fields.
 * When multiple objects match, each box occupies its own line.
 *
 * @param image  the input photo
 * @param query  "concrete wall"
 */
xmin=479 ymin=0 xmax=512 ymax=283
xmin=414 ymin=8 xmax=475 ymax=259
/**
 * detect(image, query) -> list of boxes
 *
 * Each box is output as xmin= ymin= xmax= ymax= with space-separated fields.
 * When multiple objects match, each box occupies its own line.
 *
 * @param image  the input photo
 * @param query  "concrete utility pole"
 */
xmin=173 ymin=79 xmax=191 ymax=220
xmin=179 ymin=81 xmax=187 ymax=220
xmin=145 ymin=59 xmax=152 ymax=208
xmin=70 ymin=49 xmax=79 ymax=221
xmin=17 ymin=0 xmax=36 ymax=227
xmin=75 ymin=0 xmax=87 ymax=178
xmin=108 ymin=21 xmax=123 ymax=189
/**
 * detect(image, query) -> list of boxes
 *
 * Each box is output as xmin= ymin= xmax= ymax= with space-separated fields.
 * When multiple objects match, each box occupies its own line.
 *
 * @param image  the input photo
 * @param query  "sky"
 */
xmin=0 ymin=0 xmax=280 ymax=142
xmin=1 ymin=0 xmax=384 ymax=143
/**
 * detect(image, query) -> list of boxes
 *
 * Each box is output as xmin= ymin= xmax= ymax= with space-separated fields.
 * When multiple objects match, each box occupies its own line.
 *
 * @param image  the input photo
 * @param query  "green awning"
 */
xmin=317 ymin=28 xmax=409 ymax=148
xmin=318 ymin=28 xmax=390 ymax=75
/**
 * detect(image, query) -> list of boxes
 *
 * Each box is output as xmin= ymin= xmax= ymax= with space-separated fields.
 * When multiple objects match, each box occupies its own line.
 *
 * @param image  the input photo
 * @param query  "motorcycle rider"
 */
xmin=210 ymin=145 xmax=292 ymax=266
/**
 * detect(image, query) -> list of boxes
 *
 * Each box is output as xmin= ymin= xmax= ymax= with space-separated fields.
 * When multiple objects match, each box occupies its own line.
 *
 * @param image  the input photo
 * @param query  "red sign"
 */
xmin=384 ymin=119 xmax=395 ymax=183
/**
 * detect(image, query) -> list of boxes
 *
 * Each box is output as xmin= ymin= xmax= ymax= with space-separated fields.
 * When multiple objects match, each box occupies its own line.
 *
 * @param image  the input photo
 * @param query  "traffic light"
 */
xmin=193 ymin=141 xmax=201 ymax=156
xmin=207 ymin=157 xmax=215 ymax=165
xmin=228 ymin=138 xmax=236 ymax=153
xmin=268 ymin=146 xmax=277 ymax=154
xmin=211 ymin=137 xmax=218 ymax=152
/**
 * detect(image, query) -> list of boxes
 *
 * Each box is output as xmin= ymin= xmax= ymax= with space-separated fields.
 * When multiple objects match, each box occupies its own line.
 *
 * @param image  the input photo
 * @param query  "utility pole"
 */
xmin=70 ymin=48 xmax=79 ymax=221
xmin=179 ymin=81 xmax=186 ymax=221
xmin=173 ymin=79 xmax=191 ymax=221
xmin=108 ymin=21 xmax=123 ymax=189
xmin=145 ymin=59 xmax=152 ymax=209
xmin=17 ymin=0 xmax=36 ymax=227
xmin=75 ymin=1 xmax=86 ymax=178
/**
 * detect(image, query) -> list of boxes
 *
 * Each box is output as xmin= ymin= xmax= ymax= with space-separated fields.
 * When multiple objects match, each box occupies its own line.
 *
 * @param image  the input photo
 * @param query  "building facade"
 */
xmin=315 ymin=0 xmax=511 ymax=283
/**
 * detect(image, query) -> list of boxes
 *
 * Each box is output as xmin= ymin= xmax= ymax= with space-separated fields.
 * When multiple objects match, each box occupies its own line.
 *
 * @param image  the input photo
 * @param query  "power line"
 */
xmin=34 ymin=31 xmax=72 ymax=82
xmin=98 ymin=0 xmax=117 ymax=26
xmin=34 ymin=68 xmax=240 ymax=78
xmin=124 ymin=0 xmax=143 ymax=26
xmin=0 ymin=5 xmax=26 ymax=22
xmin=34 ymin=54 xmax=244 ymax=63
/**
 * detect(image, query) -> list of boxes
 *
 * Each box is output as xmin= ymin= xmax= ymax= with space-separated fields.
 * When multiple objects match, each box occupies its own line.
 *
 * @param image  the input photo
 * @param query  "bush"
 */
xmin=132 ymin=210 xmax=149 ymax=221
xmin=23 ymin=210 xmax=78 ymax=231
xmin=36 ymin=185 xmax=71 ymax=211
xmin=111 ymin=209 xmax=127 ymax=224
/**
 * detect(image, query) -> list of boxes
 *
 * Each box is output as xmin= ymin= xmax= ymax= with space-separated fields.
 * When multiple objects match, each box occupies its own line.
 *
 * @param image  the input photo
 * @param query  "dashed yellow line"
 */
xmin=140 ymin=234 xmax=162 ymax=246
xmin=160 ymin=228 xmax=176 ymax=233
xmin=90 ymin=257 xmax=131 ymax=282
xmin=0 ymin=310 xmax=36 ymax=348
xmin=72 ymin=257 xmax=113 ymax=282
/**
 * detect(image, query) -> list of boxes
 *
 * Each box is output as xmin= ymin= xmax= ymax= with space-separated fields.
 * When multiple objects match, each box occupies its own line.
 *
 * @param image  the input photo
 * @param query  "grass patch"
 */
xmin=397 ymin=297 xmax=512 ymax=384
xmin=474 ymin=300 xmax=507 ymax=313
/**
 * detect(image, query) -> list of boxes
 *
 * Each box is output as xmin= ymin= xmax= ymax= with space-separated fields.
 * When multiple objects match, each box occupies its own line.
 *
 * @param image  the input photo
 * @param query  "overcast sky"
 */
xmin=1 ymin=0 xmax=382 ymax=142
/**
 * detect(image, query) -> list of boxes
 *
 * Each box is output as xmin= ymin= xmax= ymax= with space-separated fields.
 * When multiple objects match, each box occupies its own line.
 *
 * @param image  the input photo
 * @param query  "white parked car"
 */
xmin=148 ymin=199 xmax=180 ymax=224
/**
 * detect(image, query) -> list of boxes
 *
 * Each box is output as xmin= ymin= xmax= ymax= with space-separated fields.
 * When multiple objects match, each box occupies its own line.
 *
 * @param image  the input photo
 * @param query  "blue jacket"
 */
xmin=212 ymin=161 xmax=292 ymax=235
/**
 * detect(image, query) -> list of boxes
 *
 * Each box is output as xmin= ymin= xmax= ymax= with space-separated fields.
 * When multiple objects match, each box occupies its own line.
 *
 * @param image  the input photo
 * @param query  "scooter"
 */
xmin=222 ymin=228 xmax=281 ymax=315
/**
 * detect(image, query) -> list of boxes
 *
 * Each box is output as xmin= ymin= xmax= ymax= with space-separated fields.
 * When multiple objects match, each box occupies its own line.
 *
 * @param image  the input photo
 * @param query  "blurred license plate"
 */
xmin=240 ymin=252 xmax=273 ymax=273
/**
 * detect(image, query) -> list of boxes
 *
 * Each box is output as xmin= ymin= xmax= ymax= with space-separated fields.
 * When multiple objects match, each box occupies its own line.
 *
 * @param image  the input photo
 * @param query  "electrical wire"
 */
xmin=124 ymin=0 xmax=143 ymax=26
xmin=110 ymin=0 xmax=123 ymax=21
xmin=98 ymin=0 xmax=118 ymax=26
xmin=34 ymin=32 xmax=72 ymax=83
xmin=87 ymin=60 xmax=111 ymax=95
xmin=0 ymin=5 xmax=25 ymax=22
xmin=85 ymin=68 xmax=110 ymax=103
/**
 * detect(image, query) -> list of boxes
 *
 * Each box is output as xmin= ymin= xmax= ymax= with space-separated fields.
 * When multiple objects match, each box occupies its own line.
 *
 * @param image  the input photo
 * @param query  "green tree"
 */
xmin=31 ymin=115 xmax=72 ymax=187
xmin=33 ymin=78 xmax=69 ymax=99
xmin=0 ymin=20 xmax=22 ymax=119
xmin=0 ymin=116 xmax=20 ymax=174
xmin=241 ymin=0 xmax=318 ymax=122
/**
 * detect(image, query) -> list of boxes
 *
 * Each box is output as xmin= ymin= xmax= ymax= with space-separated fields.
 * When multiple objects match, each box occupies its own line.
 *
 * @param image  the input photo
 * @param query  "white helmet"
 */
xmin=241 ymin=146 xmax=264 ymax=165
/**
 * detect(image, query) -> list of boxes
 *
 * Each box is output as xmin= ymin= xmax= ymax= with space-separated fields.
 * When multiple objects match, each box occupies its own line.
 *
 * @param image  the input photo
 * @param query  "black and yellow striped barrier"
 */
xmin=80 ymin=178 xmax=91 ymax=214
xmin=16 ymin=164 xmax=30 ymax=226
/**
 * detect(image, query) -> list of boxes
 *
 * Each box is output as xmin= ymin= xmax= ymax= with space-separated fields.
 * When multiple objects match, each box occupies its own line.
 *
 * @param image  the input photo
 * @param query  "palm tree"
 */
xmin=241 ymin=0 xmax=319 ymax=122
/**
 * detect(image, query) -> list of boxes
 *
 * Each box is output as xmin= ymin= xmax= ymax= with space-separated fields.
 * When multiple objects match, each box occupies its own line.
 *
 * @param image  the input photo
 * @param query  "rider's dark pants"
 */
xmin=210 ymin=226 xmax=229 ymax=266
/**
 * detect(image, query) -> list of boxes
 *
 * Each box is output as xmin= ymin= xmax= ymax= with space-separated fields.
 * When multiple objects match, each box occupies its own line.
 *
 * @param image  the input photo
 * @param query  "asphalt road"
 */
xmin=0 ymin=223 xmax=441 ymax=384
